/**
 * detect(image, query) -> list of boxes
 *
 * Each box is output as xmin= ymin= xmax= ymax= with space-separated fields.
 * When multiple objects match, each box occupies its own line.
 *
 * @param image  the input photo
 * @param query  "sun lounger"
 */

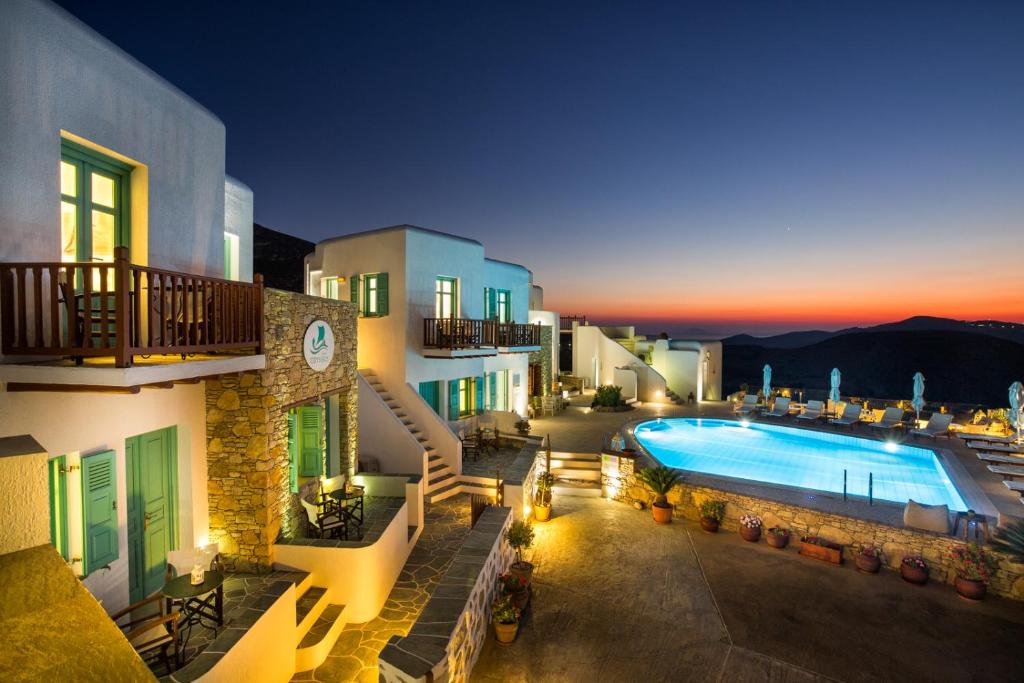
xmin=795 ymin=400 xmax=824 ymax=421
xmin=958 ymin=433 xmax=1017 ymax=443
xmin=976 ymin=451 xmax=1024 ymax=465
xmin=869 ymin=407 xmax=905 ymax=432
xmin=910 ymin=413 xmax=954 ymax=439
xmin=1003 ymin=480 xmax=1024 ymax=495
xmin=967 ymin=441 xmax=1024 ymax=454
xmin=830 ymin=404 xmax=862 ymax=426
xmin=735 ymin=394 xmax=760 ymax=416
xmin=988 ymin=465 xmax=1024 ymax=479
xmin=764 ymin=397 xmax=791 ymax=417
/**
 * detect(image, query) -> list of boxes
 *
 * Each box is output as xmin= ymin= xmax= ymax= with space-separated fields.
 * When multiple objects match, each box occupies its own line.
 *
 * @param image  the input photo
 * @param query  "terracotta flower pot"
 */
xmin=955 ymin=576 xmax=987 ymax=601
xmin=494 ymin=621 xmax=518 ymax=644
xmin=651 ymin=502 xmax=673 ymax=524
xmin=740 ymin=526 xmax=761 ymax=542
xmin=855 ymin=554 xmax=881 ymax=574
xmin=510 ymin=588 xmax=530 ymax=610
xmin=766 ymin=532 xmax=790 ymax=549
xmin=700 ymin=516 xmax=720 ymax=533
xmin=534 ymin=504 xmax=551 ymax=522
xmin=510 ymin=562 xmax=534 ymax=587
xmin=900 ymin=564 xmax=929 ymax=585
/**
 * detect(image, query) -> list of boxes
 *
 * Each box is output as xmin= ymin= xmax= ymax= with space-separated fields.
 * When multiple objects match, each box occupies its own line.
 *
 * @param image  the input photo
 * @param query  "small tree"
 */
xmin=635 ymin=466 xmax=683 ymax=508
xmin=505 ymin=519 xmax=535 ymax=568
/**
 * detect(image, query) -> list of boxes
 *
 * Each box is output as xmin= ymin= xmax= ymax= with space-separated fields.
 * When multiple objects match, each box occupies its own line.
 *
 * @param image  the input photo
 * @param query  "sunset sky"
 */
xmin=57 ymin=1 xmax=1024 ymax=336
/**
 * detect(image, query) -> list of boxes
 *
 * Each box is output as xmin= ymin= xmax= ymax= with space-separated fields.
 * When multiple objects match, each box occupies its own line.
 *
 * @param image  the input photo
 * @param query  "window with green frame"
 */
xmin=448 ymin=377 xmax=483 ymax=419
xmin=48 ymin=456 xmax=69 ymax=561
xmin=224 ymin=232 xmax=240 ymax=280
xmin=436 ymin=276 xmax=457 ymax=319
xmin=363 ymin=273 xmax=389 ymax=316
xmin=484 ymin=288 xmax=511 ymax=322
xmin=60 ymin=139 xmax=131 ymax=274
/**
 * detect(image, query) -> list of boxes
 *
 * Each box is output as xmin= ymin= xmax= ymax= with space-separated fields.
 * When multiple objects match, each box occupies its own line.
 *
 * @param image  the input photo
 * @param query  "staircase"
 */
xmin=360 ymin=370 xmax=475 ymax=504
xmin=279 ymin=571 xmax=348 ymax=674
xmin=550 ymin=453 xmax=602 ymax=497
xmin=665 ymin=388 xmax=685 ymax=405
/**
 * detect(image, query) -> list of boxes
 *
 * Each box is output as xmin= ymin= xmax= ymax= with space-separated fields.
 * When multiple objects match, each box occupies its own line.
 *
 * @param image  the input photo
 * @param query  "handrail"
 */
xmin=0 ymin=246 xmax=263 ymax=367
xmin=422 ymin=318 xmax=541 ymax=349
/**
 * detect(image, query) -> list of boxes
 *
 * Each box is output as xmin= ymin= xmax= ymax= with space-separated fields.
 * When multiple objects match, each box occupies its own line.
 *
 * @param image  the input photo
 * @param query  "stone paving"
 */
xmin=292 ymin=496 xmax=474 ymax=683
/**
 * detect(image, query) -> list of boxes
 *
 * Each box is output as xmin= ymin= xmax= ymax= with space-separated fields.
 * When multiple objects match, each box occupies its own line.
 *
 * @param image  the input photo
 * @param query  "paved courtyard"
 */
xmin=472 ymin=496 xmax=1024 ymax=683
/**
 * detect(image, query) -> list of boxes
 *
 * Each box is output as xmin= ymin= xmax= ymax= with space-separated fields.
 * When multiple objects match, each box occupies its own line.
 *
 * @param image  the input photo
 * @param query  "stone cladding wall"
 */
xmin=206 ymin=288 xmax=358 ymax=571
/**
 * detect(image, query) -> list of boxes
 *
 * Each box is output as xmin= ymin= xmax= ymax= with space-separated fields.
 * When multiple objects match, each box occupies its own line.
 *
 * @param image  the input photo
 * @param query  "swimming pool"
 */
xmin=633 ymin=418 xmax=967 ymax=510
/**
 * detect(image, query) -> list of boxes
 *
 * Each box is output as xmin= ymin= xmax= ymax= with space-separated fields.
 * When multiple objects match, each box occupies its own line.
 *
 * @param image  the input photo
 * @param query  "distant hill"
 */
xmin=723 ymin=316 xmax=1024 ymax=348
xmin=253 ymin=223 xmax=313 ymax=293
xmin=723 ymin=330 xmax=1024 ymax=406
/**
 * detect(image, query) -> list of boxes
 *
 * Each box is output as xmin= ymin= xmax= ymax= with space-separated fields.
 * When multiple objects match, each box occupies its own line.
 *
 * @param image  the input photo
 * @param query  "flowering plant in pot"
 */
xmin=492 ymin=595 xmax=521 ymax=644
xmin=900 ymin=555 xmax=929 ymax=585
xmin=699 ymin=500 xmax=726 ymax=533
xmin=635 ymin=466 xmax=683 ymax=524
xmin=506 ymin=520 xmax=536 ymax=585
xmin=855 ymin=545 xmax=882 ymax=574
xmin=515 ymin=418 xmax=531 ymax=436
xmin=950 ymin=543 xmax=997 ymax=600
xmin=738 ymin=514 xmax=763 ymax=542
xmin=533 ymin=472 xmax=555 ymax=522
xmin=498 ymin=571 xmax=530 ymax=610
xmin=766 ymin=527 xmax=790 ymax=549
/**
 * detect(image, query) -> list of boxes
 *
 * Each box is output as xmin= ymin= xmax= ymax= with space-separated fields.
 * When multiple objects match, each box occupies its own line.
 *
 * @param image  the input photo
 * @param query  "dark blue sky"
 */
xmin=55 ymin=0 xmax=1024 ymax=334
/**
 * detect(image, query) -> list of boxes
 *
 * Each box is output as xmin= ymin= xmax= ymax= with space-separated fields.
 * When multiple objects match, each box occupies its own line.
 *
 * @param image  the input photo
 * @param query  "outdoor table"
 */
xmin=162 ymin=570 xmax=225 ymax=663
xmin=953 ymin=511 xmax=990 ymax=543
xmin=329 ymin=485 xmax=366 ymax=529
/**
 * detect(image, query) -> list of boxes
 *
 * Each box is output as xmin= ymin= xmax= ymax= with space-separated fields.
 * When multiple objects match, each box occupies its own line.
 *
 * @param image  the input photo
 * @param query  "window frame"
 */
xmin=60 ymin=139 xmax=132 ymax=263
xmin=435 ymin=276 xmax=458 ymax=319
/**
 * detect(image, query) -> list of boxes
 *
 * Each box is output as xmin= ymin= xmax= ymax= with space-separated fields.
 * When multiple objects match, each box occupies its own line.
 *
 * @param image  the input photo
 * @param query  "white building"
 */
xmin=0 ymin=0 xmax=260 ymax=613
xmin=305 ymin=225 xmax=551 ymax=501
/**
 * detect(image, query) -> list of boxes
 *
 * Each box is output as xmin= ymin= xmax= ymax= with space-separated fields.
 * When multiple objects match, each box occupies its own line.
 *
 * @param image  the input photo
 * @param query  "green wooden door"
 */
xmin=126 ymin=427 xmax=178 ymax=603
xmin=299 ymin=405 xmax=323 ymax=477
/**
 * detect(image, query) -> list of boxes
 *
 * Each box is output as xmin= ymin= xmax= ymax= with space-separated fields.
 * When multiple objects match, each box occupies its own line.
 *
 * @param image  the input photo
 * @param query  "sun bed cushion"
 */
xmin=903 ymin=500 xmax=950 ymax=534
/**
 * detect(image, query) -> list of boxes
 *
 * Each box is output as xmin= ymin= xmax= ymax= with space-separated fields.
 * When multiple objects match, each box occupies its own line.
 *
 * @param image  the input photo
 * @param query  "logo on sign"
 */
xmin=303 ymin=320 xmax=335 ymax=371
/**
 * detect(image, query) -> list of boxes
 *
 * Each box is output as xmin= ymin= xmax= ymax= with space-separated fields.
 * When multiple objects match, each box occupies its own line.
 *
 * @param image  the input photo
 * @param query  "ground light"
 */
xmin=885 ymin=441 xmax=898 ymax=453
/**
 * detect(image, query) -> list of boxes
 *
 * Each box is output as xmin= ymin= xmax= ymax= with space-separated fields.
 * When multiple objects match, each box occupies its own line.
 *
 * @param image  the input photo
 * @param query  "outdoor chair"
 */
xmin=318 ymin=474 xmax=347 ymax=515
xmin=795 ymin=400 xmax=824 ymax=422
xmin=975 ymin=451 xmax=1024 ymax=465
xmin=110 ymin=593 xmax=180 ymax=673
xmin=166 ymin=542 xmax=220 ymax=581
xmin=869 ymin=407 xmax=905 ymax=432
xmin=461 ymin=430 xmax=482 ymax=461
xmin=301 ymin=497 xmax=346 ymax=539
xmin=966 ymin=440 xmax=1024 ymax=454
xmin=958 ymin=432 xmax=1017 ymax=444
xmin=764 ymin=397 xmax=791 ymax=417
xmin=910 ymin=413 xmax=954 ymax=439
xmin=735 ymin=394 xmax=759 ymax=416
xmin=830 ymin=403 xmax=862 ymax=427
xmin=987 ymin=464 xmax=1024 ymax=480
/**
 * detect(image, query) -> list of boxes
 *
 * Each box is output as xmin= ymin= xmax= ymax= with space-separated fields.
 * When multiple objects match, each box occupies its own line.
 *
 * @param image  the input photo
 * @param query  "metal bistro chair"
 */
xmin=461 ymin=429 xmax=482 ymax=461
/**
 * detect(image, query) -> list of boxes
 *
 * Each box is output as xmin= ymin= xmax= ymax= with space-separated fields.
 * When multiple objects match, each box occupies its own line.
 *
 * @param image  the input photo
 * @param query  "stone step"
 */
xmin=552 ymin=480 xmax=602 ymax=497
xmin=428 ymin=453 xmax=442 ymax=463
xmin=427 ymin=472 xmax=456 ymax=491
xmin=428 ymin=462 xmax=449 ymax=475
xmin=550 ymin=456 xmax=601 ymax=469
xmin=551 ymin=467 xmax=602 ymax=481
xmin=295 ymin=586 xmax=327 ymax=627
xmin=425 ymin=480 xmax=463 ymax=503
xmin=294 ymin=603 xmax=348 ymax=673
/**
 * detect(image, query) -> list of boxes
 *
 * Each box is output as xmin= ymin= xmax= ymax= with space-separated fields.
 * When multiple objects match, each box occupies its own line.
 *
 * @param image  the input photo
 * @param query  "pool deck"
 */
xmin=471 ymin=496 xmax=1024 ymax=682
xmin=531 ymin=395 xmax=1024 ymax=524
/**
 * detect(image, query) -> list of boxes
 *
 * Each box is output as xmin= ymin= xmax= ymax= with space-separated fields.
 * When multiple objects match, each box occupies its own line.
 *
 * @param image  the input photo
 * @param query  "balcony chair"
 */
xmin=764 ymin=397 xmax=791 ymax=418
xmin=869 ymin=407 xmax=905 ymax=433
xmin=830 ymin=403 xmax=863 ymax=427
xmin=301 ymin=497 xmax=347 ymax=539
xmin=460 ymin=430 xmax=482 ymax=461
xmin=795 ymin=400 xmax=824 ymax=422
xmin=318 ymin=474 xmax=347 ymax=515
xmin=910 ymin=413 xmax=954 ymax=439
xmin=110 ymin=593 xmax=180 ymax=673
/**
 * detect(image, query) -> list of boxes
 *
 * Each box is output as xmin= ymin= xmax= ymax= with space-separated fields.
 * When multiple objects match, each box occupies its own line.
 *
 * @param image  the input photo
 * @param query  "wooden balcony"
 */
xmin=494 ymin=322 xmax=541 ymax=349
xmin=422 ymin=318 xmax=541 ymax=357
xmin=0 ymin=247 xmax=263 ymax=370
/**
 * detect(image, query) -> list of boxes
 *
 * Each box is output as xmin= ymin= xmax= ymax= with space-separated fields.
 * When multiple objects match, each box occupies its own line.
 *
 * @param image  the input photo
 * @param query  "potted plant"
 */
xmin=506 ymin=519 xmax=536 ymax=585
xmin=900 ymin=555 xmax=929 ymax=585
xmin=766 ymin=527 xmax=790 ymax=549
xmin=492 ymin=595 xmax=521 ymax=644
xmin=515 ymin=418 xmax=531 ymax=436
xmin=799 ymin=536 xmax=843 ymax=564
xmin=950 ymin=543 xmax=997 ymax=600
xmin=699 ymin=500 xmax=725 ymax=533
xmin=498 ymin=571 xmax=530 ymax=610
xmin=855 ymin=545 xmax=882 ymax=574
xmin=534 ymin=472 xmax=555 ymax=522
xmin=635 ymin=466 xmax=683 ymax=524
xmin=990 ymin=519 xmax=1024 ymax=562
xmin=739 ymin=514 xmax=762 ymax=542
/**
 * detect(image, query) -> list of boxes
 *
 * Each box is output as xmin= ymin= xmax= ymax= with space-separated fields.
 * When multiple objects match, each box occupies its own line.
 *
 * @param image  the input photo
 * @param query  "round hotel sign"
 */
xmin=303 ymin=320 xmax=335 ymax=371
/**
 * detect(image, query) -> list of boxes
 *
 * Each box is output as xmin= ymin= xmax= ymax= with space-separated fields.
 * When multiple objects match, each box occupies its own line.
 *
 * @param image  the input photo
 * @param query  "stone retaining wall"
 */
xmin=206 ymin=288 xmax=358 ymax=572
xmin=602 ymin=453 xmax=1024 ymax=600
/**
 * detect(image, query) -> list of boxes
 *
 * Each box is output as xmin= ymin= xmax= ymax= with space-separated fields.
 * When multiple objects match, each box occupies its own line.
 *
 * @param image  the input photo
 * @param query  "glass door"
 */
xmin=435 ymin=276 xmax=457 ymax=319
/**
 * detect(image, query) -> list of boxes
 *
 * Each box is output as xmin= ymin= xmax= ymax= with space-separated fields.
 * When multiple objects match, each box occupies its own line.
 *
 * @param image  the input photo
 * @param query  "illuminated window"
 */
xmin=435 ymin=276 xmax=457 ymax=319
xmin=361 ymin=273 xmax=388 ymax=316
xmin=224 ymin=232 xmax=240 ymax=280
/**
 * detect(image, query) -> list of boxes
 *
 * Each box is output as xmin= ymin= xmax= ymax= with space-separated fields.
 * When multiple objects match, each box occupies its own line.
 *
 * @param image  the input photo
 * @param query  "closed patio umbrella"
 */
xmin=1010 ymin=381 xmax=1024 ymax=445
xmin=912 ymin=372 xmax=926 ymax=421
xmin=762 ymin=364 xmax=772 ymax=403
xmin=829 ymin=368 xmax=841 ymax=407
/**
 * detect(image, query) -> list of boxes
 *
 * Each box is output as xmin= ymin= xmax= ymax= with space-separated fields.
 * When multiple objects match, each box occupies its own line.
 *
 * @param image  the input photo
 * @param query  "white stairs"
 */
xmin=550 ymin=453 xmax=603 ymax=497
xmin=278 ymin=571 xmax=348 ymax=674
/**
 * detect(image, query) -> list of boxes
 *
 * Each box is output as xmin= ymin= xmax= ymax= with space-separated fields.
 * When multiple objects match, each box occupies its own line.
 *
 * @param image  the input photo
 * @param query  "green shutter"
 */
xmin=48 ymin=456 xmax=69 ymax=561
xmin=484 ymin=288 xmax=494 ymax=319
xmin=448 ymin=380 xmax=460 ymax=420
xmin=288 ymin=410 xmax=298 ymax=493
xmin=505 ymin=291 xmax=512 ymax=323
xmin=419 ymin=381 xmax=440 ymax=413
xmin=299 ymin=405 xmax=323 ymax=477
xmin=350 ymin=275 xmax=360 ymax=309
xmin=377 ymin=272 xmax=389 ymax=316
xmin=475 ymin=376 xmax=484 ymax=414
xmin=82 ymin=450 xmax=118 ymax=574
xmin=489 ymin=372 xmax=498 ymax=410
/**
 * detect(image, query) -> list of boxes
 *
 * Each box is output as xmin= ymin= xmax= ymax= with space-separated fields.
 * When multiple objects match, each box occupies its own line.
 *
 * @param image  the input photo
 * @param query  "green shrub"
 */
xmin=699 ymin=500 xmax=726 ymax=521
xmin=593 ymin=385 xmax=623 ymax=407
xmin=505 ymin=519 xmax=535 ymax=566
xmin=635 ymin=466 xmax=683 ymax=506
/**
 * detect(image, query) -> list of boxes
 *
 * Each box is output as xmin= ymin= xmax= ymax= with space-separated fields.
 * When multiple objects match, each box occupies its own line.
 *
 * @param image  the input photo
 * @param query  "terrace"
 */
xmin=422 ymin=318 xmax=540 ymax=357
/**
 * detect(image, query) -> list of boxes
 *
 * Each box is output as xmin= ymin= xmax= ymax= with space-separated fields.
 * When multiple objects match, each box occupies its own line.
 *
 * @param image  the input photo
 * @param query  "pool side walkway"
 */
xmin=471 ymin=496 xmax=1024 ymax=682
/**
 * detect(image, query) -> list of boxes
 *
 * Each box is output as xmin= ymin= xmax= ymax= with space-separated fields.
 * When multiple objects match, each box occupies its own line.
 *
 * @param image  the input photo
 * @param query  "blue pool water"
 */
xmin=633 ymin=418 xmax=967 ymax=510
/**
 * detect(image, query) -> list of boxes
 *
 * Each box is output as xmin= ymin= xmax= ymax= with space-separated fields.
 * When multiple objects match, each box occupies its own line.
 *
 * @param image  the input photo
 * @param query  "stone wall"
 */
xmin=602 ymin=453 xmax=1024 ymax=600
xmin=206 ymin=288 xmax=358 ymax=572
xmin=528 ymin=326 xmax=553 ymax=397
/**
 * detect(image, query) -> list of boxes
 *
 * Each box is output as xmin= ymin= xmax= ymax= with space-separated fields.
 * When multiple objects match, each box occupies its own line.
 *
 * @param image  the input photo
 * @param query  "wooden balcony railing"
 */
xmin=559 ymin=314 xmax=587 ymax=331
xmin=495 ymin=322 xmax=541 ymax=347
xmin=0 ymin=247 xmax=263 ymax=368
